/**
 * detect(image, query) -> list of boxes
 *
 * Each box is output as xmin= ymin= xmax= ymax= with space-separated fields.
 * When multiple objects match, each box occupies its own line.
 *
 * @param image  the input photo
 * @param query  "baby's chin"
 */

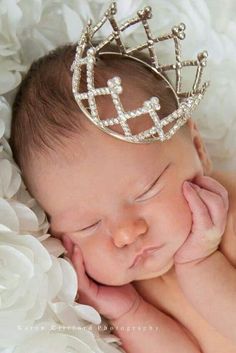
xmin=132 ymin=258 xmax=174 ymax=281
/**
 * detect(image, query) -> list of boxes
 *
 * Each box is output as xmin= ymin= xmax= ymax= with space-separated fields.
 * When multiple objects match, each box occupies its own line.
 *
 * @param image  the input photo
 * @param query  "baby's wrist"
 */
xmin=108 ymin=294 xmax=145 ymax=326
xmin=175 ymin=250 xmax=221 ymax=278
xmin=175 ymin=256 xmax=209 ymax=268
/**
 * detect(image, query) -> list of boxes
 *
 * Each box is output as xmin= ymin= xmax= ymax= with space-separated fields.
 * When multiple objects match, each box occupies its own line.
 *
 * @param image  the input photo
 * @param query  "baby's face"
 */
xmin=25 ymin=84 xmax=207 ymax=286
xmin=26 ymin=116 xmax=206 ymax=286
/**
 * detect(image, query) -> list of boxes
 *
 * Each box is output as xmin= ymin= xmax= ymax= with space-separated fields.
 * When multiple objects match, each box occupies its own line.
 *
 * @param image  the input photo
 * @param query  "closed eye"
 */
xmin=135 ymin=163 xmax=170 ymax=202
xmin=80 ymin=220 xmax=100 ymax=231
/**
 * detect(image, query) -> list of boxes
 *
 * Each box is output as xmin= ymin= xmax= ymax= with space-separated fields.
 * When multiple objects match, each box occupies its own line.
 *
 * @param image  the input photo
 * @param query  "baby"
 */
xmin=9 ymin=39 xmax=236 ymax=353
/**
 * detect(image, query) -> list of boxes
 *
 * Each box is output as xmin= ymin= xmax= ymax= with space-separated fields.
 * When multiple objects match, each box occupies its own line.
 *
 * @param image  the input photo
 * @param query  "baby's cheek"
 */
xmin=158 ymin=188 xmax=193 ymax=246
xmin=85 ymin=258 xmax=127 ymax=286
xmin=178 ymin=195 xmax=193 ymax=241
xmin=81 ymin=240 xmax=127 ymax=286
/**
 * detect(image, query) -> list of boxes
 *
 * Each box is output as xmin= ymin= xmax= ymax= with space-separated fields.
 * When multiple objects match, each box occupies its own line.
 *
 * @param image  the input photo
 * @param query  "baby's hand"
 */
xmin=174 ymin=175 xmax=229 ymax=265
xmin=62 ymin=235 xmax=141 ymax=322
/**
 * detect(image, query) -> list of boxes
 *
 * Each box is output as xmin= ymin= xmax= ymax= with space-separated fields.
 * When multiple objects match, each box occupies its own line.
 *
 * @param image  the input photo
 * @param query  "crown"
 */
xmin=70 ymin=1 xmax=210 ymax=144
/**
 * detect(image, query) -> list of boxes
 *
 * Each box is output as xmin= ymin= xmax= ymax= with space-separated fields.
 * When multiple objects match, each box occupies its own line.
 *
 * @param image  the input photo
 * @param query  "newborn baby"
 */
xmin=9 ymin=43 xmax=236 ymax=353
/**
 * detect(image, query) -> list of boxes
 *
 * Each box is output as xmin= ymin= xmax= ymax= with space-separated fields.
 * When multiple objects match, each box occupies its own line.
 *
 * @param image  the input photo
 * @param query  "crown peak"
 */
xmin=109 ymin=2 xmax=117 ymax=15
xmin=137 ymin=6 xmax=152 ymax=19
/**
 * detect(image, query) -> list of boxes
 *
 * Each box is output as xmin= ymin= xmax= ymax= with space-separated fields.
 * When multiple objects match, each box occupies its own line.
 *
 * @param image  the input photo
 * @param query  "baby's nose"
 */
xmin=112 ymin=218 xmax=148 ymax=247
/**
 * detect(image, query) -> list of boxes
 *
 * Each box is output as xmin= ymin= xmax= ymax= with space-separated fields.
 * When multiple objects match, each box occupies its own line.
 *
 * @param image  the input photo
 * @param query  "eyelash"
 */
xmin=81 ymin=220 xmax=100 ymax=231
xmin=135 ymin=183 xmax=159 ymax=202
xmin=136 ymin=164 xmax=170 ymax=202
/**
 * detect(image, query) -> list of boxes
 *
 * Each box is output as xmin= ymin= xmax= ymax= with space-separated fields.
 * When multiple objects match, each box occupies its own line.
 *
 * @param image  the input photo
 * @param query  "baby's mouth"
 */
xmin=129 ymin=244 xmax=166 ymax=268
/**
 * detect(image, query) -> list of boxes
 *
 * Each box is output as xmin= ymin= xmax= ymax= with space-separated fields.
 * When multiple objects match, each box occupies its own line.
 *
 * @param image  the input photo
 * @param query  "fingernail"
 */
xmin=190 ymin=183 xmax=200 ymax=191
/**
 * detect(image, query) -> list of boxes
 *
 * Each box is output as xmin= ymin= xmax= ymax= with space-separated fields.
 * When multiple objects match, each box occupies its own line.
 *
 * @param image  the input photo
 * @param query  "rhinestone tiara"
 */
xmin=70 ymin=1 xmax=210 ymax=144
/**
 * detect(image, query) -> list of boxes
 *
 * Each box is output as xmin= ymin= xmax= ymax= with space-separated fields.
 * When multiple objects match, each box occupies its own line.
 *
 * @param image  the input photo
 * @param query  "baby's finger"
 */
xmin=193 ymin=175 xmax=229 ymax=210
xmin=183 ymin=181 xmax=213 ymax=231
xmin=71 ymin=245 xmax=99 ymax=307
xmin=190 ymin=184 xmax=227 ymax=232
xmin=62 ymin=234 xmax=73 ymax=258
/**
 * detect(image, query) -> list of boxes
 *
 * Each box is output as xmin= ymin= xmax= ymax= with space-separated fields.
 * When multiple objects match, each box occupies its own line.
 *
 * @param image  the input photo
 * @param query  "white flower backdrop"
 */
xmin=0 ymin=0 xmax=236 ymax=352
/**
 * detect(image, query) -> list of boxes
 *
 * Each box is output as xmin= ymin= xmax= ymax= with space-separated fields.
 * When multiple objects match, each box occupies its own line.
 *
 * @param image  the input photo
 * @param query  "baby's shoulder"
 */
xmin=211 ymin=169 xmax=236 ymax=213
xmin=211 ymin=170 xmax=236 ymax=265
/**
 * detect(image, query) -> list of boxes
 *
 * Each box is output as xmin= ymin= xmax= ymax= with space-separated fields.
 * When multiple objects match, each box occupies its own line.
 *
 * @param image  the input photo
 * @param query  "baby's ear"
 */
xmin=186 ymin=118 xmax=213 ymax=176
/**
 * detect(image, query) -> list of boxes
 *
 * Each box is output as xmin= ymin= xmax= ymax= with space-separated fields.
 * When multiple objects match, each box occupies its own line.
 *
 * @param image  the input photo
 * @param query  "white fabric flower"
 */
xmin=0 ymin=58 xmax=25 ymax=96
xmin=0 ymin=227 xmax=107 ymax=349
xmin=0 ymin=119 xmax=4 ymax=140
xmin=10 ymin=328 xmax=123 ymax=353
xmin=194 ymin=58 xmax=236 ymax=171
xmin=0 ymin=160 xmax=21 ymax=199
xmin=13 ymin=181 xmax=50 ymax=239
xmin=0 ymin=97 xmax=11 ymax=139
xmin=0 ymin=229 xmax=121 ymax=351
xmin=0 ymin=197 xmax=48 ymax=236
xmin=0 ymin=227 xmax=52 ymax=347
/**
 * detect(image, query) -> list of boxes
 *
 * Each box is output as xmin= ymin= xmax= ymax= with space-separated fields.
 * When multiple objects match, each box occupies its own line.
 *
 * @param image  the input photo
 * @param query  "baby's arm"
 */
xmin=176 ymin=250 xmax=236 ymax=344
xmin=109 ymin=296 xmax=202 ymax=353
xmin=174 ymin=176 xmax=236 ymax=343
